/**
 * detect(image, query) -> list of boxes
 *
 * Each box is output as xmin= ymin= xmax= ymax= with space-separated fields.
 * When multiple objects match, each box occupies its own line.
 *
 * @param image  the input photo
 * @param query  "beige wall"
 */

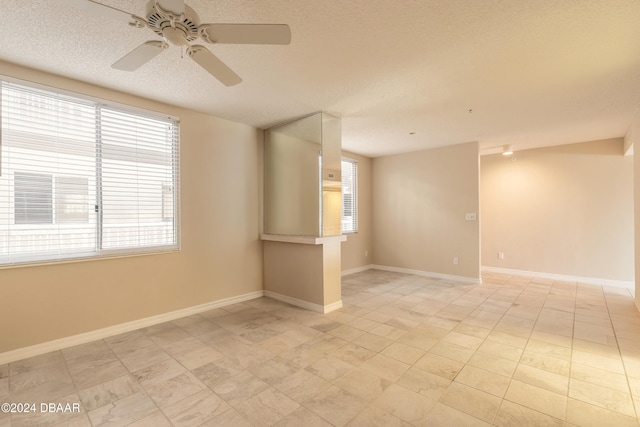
xmin=263 ymin=238 xmax=342 ymax=308
xmin=263 ymin=241 xmax=324 ymax=305
xmin=627 ymin=117 xmax=640 ymax=304
xmin=264 ymin=132 xmax=320 ymax=236
xmin=341 ymin=151 xmax=373 ymax=272
xmin=371 ymin=142 xmax=480 ymax=279
xmin=0 ymin=61 xmax=263 ymax=353
xmin=481 ymin=138 xmax=633 ymax=282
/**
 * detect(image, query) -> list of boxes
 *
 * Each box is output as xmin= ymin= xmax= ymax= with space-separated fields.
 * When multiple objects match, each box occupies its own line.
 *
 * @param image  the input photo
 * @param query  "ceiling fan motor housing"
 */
xmin=145 ymin=1 xmax=200 ymax=45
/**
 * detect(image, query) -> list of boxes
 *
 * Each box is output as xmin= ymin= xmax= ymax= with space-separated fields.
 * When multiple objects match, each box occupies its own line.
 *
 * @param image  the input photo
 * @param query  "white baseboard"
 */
xmin=482 ymin=266 xmax=635 ymax=292
xmin=371 ymin=264 xmax=482 ymax=284
xmin=342 ymin=264 xmax=375 ymax=276
xmin=0 ymin=290 xmax=264 ymax=365
xmin=264 ymin=291 xmax=343 ymax=314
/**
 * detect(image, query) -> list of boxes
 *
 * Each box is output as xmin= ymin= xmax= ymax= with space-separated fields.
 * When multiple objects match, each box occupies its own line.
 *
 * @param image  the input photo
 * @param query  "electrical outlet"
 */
xmin=453 ymin=257 xmax=459 ymax=265
xmin=498 ymin=252 xmax=504 ymax=260
xmin=365 ymin=250 xmax=368 ymax=257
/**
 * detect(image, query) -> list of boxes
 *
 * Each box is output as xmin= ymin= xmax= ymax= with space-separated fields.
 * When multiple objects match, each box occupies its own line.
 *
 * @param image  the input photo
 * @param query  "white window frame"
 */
xmin=341 ymin=157 xmax=358 ymax=234
xmin=0 ymin=77 xmax=180 ymax=266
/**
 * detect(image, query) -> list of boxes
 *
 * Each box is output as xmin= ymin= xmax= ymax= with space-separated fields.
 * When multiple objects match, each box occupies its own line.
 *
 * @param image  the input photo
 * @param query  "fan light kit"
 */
xmin=63 ymin=0 xmax=292 ymax=86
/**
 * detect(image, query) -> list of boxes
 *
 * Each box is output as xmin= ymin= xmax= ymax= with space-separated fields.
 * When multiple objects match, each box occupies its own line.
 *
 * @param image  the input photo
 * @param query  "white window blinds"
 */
xmin=0 ymin=79 xmax=180 ymax=266
xmin=341 ymin=158 xmax=358 ymax=233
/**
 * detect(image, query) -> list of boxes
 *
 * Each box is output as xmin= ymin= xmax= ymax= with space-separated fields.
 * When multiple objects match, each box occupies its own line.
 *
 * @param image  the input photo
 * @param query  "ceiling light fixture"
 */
xmin=502 ymin=144 xmax=514 ymax=156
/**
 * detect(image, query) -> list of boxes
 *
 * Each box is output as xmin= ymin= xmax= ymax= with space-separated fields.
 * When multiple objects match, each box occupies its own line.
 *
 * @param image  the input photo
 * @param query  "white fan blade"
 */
xmin=200 ymin=24 xmax=291 ymax=45
xmin=112 ymin=41 xmax=168 ymax=71
xmin=60 ymin=0 xmax=140 ymax=26
xmin=187 ymin=45 xmax=242 ymax=86
xmin=156 ymin=0 xmax=185 ymax=16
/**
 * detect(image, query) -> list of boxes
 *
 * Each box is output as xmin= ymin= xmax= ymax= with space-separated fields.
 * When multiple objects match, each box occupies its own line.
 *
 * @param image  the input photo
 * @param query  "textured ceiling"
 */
xmin=1 ymin=0 xmax=639 ymax=157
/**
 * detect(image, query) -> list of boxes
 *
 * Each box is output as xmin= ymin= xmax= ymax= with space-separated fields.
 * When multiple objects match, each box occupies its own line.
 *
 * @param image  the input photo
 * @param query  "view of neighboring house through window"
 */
xmin=341 ymin=158 xmax=357 ymax=233
xmin=0 ymin=79 xmax=180 ymax=265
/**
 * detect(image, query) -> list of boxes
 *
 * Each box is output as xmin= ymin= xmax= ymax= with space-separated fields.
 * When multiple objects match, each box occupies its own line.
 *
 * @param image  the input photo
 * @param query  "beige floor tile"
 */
xmin=525 ymin=339 xmax=571 ymax=360
xmin=7 ymin=270 xmax=640 ymax=427
xmin=125 ymin=410 xmax=173 ymax=427
xmin=163 ymin=389 xmax=230 ymax=427
xmin=303 ymin=385 xmax=367 ymax=427
xmin=396 ymin=367 xmax=451 ymax=400
xmin=430 ymin=341 xmax=476 ymax=363
xmin=494 ymin=400 xmax=564 ymax=427
xmin=334 ymin=367 xmax=392 ymax=401
xmin=10 ymin=393 xmax=84 ymax=427
xmin=567 ymin=398 xmax=638 ymax=427
xmin=424 ymin=402 xmax=490 ymax=427
xmin=212 ymin=371 xmax=270 ymax=407
xmin=359 ymin=354 xmax=410 ymax=382
xmin=441 ymin=331 xmax=484 ymax=350
xmin=455 ymin=365 xmax=510 ymax=397
xmin=248 ymin=357 xmax=299 ymax=385
xmin=345 ymin=405 xmax=412 ymax=426
xmin=485 ymin=330 xmax=528 ymax=348
xmin=505 ymin=379 xmax=567 ymax=420
xmin=571 ymin=349 xmax=625 ymax=375
xmin=87 ymin=391 xmax=157 ymax=427
xmin=273 ymin=368 xmax=331 ymax=402
xmin=306 ymin=356 xmax=354 ymax=381
xmin=396 ymin=330 xmax=439 ymax=352
xmin=569 ymin=377 xmax=636 ymax=417
xmin=529 ymin=330 xmax=573 ymax=348
xmin=199 ymin=407 xmax=252 ymax=427
xmin=280 ymin=345 xmax=325 ymax=369
xmin=143 ymin=372 xmax=208 ymax=408
xmin=624 ymin=358 xmax=640 ymax=379
xmin=476 ymin=340 xmax=523 ymax=362
xmin=423 ymin=314 xmax=461 ymax=329
xmin=438 ymin=382 xmax=501 ymax=423
xmin=7 ymin=374 xmax=76 ymax=404
xmin=236 ymin=387 xmax=299 ymax=425
xmin=71 ymin=359 xmax=130 ymax=390
xmin=78 ymin=374 xmax=141 ymax=411
xmin=381 ymin=342 xmax=425 ymax=364
xmin=54 ymin=413 xmax=99 ymax=427
xmin=374 ymin=383 xmax=437 ymax=425
xmin=274 ymin=406 xmax=334 ymax=427
xmin=520 ymin=349 xmax=570 ymax=376
xmin=331 ymin=343 xmax=376 ymax=366
xmin=173 ymin=345 xmax=223 ymax=370
xmin=9 ymin=361 xmax=71 ymax=393
xmin=351 ymin=332 xmax=393 ymax=352
xmin=453 ymin=323 xmax=492 ymax=339
xmin=467 ymin=351 xmax=517 ymax=377
xmin=9 ymin=351 xmax=64 ymax=376
xmin=133 ymin=358 xmax=186 ymax=388
xmin=386 ymin=316 xmax=421 ymax=331
xmin=370 ymin=323 xmax=407 ymax=340
xmin=328 ymin=324 xmax=366 ymax=341
xmin=513 ymin=364 xmax=569 ymax=394
xmin=413 ymin=352 xmax=464 ymax=380
xmin=348 ymin=316 xmax=382 ymax=332
xmin=191 ymin=357 xmax=243 ymax=389
xmin=571 ymin=362 xmax=630 ymax=393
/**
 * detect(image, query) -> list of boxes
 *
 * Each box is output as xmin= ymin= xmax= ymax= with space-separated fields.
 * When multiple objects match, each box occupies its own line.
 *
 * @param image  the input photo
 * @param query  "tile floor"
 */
xmin=2 ymin=269 xmax=640 ymax=426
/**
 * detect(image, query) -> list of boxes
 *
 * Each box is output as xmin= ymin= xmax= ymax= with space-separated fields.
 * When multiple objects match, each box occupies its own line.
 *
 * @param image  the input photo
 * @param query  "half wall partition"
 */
xmin=262 ymin=112 xmax=345 ymax=313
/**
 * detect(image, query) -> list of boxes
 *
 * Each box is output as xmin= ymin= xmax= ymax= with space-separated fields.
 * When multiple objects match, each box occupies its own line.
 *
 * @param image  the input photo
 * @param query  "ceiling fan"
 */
xmin=63 ymin=0 xmax=291 ymax=86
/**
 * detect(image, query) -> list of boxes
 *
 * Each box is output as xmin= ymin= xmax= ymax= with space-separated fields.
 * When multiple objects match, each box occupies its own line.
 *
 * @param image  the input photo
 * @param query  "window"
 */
xmin=0 ymin=79 xmax=180 ymax=265
xmin=341 ymin=158 xmax=357 ymax=233
xmin=14 ymin=172 xmax=53 ymax=224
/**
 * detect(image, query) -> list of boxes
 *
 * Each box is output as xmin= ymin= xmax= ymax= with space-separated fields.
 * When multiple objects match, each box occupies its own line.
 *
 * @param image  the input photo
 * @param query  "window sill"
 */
xmin=260 ymin=234 xmax=347 ymax=245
